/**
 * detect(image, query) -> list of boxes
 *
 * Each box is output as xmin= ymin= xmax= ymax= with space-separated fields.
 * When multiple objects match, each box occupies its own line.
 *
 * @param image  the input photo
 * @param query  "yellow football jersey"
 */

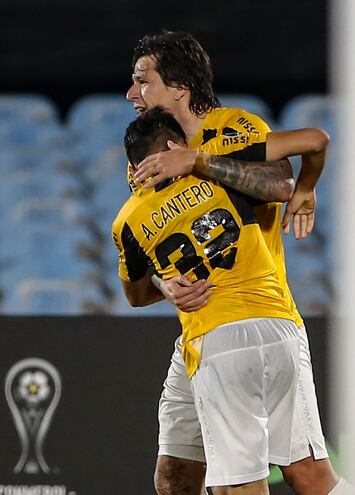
xmin=118 ymin=106 xmax=302 ymax=376
xmin=113 ymin=181 xmax=298 ymax=378
xmin=188 ymin=107 xmax=302 ymax=328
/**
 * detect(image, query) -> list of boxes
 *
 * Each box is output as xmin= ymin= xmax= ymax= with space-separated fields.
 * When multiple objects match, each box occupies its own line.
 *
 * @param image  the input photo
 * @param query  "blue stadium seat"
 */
xmin=67 ymin=94 xmax=136 ymax=143
xmin=0 ymin=170 xmax=79 ymax=215
xmin=85 ymin=144 xmax=129 ymax=204
xmin=279 ymin=94 xmax=336 ymax=135
xmin=4 ymin=278 xmax=109 ymax=315
xmin=2 ymin=201 xmax=92 ymax=246
xmin=66 ymin=96 xmax=135 ymax=172
xmin=0 ymin=121 xmax=62 ymax=146
xmin=75 ymin=145 xmax=130 ymax=246
xmin=0 ymin=95 xmax=60 ymax=148
xmin=0 ymin=147 xmax=57 ymax=175
xmin=8 ymin=197 xmax=85 ymax=225
xmin=93 ymin=177 xmax=130 ymax=220
xmin=0 ymin=198 xmax=94 ymax=288
xmin=218 ymin=94 xmax=275 ymax=128
xmin=282 ymin=212 xmax=333 ymax=316
xmin=0 ymin=94 xmax=59 ymax=124
xmin=0 ymin=240 xmax=93 ymax=291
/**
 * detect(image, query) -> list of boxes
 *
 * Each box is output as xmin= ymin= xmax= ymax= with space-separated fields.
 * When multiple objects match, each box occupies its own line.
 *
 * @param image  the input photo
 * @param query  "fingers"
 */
xmin=282 ymin=222 xmax=290 ymax=235
xmin=134 ymin=153 xmax=171 ymax=186
xmin=300 ymin=214 xmax=308 ymax=239
xmin=142 ymin=175 xmax=161 ymax=189
xmin=282 ymin=197 xmax=316 ymax=239
xmin=134 ymin=148 xmax=194 ymax=187
xmin=164 ymin=279 xmax=213 ymax=311
xmin=281 ymin=208 xmax=291 ymax=235
xmin=175 ymin=275 xmax=193 ymax=287
xmin=174 ymin=280 xmax=211 ymax=300
xmin=135 ymin=164 xmax=167 ymax=187
xmin=134 ymin=156 xmax=159 ymax=184
xmin=295 ymin=215 xmax=306 ymax=240
xmin=306 ymin=212 xmax=315 ymax=234
xmin=179 ymin=294 xmax=211 ymax=312
xmin=293 ymin=213 xmax=314 ymax=240
xmin=282 ymin=211 xmax=315 ymax=239
xmin=177 ymin=284 xmax=213 ymax=312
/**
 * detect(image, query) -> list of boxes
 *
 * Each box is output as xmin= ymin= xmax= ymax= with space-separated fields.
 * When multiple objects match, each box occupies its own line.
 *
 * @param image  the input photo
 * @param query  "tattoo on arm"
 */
xmin=202 ymin=156 xmax=294 ymax=202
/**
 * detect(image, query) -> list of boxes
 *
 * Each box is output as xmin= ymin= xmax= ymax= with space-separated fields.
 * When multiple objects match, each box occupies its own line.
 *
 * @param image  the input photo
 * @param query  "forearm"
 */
xmin=122 ymin=274 xmax=164 ymax=307
xmin=266 ymin=128 xmax=329 ymax=192
xmin=297 ymin=149 xmax=326 ymax=191
xmin=194 ymin=152 xmax=294 ymax=202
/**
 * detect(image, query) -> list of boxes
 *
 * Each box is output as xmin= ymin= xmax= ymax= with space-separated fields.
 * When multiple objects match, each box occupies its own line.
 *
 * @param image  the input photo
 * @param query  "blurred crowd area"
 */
xmin=0 ymin=93 xmax=335 ymax=316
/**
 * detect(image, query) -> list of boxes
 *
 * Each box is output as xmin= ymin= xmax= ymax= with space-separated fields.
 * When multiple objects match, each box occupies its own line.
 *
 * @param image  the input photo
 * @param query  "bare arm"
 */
xmin=134 ymin=141 xmax=294 ymax=202
xmin=134 ymin=128 xmax=329 ymax=205
xmin=266 ymin=128 xmax=329 ymax=188
xmin=122 ymin=272 xmax=212 ymax=311
xmin=122 ymin=273 xmax=164 ymax=307
xmin=151 ymin=274 xmax=212 ymax=312
xmin=266 ymin=128 xmax=330 ymax=238
xmin=193 ymin=152 xmax=294 ymax=202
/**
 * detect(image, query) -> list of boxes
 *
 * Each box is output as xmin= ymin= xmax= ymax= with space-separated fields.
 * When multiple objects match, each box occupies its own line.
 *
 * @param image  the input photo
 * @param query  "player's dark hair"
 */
xmin=132 ymin=30 xmax=220 ymax=116
xmin=124 ymin=106 xmax=187 ymax=165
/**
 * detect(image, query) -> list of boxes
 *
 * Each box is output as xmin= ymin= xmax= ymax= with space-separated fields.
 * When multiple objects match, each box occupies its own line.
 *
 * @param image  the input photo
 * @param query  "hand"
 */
xmin=134 ymin=141 xmax=197 ymax=188
xmin=159 ymin=275 xmax=213 ymax=312
xmin=282 ymin=188 xmax=316 ymax=240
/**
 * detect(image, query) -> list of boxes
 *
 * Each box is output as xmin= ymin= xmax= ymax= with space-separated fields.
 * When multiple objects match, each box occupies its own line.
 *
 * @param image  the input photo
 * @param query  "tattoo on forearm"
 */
xmin=205 ymin=156 xmax=294 ymax=201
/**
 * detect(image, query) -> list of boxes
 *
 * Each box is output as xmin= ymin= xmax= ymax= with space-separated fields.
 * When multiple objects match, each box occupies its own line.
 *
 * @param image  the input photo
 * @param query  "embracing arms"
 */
xmin=134 ymin=141 xmax=294 ymax=203
xmin=121 ymin=273 xmax=212 ymax=310
xmin=120 ymin=127 xmax=329 ymax=308
xmin=134 ymin=128 xmax=330 ymax=238
xmin=134 ymin=128 xmax=329 ymax=192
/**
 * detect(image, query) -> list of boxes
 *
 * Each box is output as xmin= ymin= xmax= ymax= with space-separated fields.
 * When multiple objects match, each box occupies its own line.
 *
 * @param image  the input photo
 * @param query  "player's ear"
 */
xmin=167 ymin=140 xmax=188 ymax=150
xmin=174 ymin=86 xmax=188 ymax=101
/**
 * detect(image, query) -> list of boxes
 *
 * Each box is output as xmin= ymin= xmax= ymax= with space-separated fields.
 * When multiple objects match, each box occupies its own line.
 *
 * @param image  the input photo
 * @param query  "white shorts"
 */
xmin=191 ymin=318 xmax=300 ymax=486
xmin=158 ymin=322 xmax=328 ymax=475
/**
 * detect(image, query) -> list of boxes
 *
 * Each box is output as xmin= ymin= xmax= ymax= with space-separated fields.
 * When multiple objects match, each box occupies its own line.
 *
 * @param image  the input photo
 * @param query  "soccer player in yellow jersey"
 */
xmin=118 ymin=31 xmax=352 ymax=495
xmin=114 ymin=106 xmax=303 ymax=494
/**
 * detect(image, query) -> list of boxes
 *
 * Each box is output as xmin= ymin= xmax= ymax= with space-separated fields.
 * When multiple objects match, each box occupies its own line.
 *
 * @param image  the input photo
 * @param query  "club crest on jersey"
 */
xmin=221 ymin=127 xmax=248 ymax=146
xmin=200 ymin=126 xmax=249 ymax=147
xmin=222 ymin=127 xmax=240 ymax=137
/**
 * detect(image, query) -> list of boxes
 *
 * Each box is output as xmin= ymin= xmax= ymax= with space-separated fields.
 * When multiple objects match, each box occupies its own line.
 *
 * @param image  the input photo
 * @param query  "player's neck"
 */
xmin=174 ymin=109 xmax=206 ymax=141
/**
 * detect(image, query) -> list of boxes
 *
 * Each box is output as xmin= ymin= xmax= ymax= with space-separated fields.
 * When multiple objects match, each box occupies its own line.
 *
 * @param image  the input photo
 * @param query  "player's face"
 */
xmin=126 ymin=56 xmax=180 ymax=115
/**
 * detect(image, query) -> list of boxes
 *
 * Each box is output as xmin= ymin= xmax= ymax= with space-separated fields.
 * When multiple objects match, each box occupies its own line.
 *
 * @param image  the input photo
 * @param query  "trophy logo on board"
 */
xmin=5 ymin=358 xmax=62 ymax=474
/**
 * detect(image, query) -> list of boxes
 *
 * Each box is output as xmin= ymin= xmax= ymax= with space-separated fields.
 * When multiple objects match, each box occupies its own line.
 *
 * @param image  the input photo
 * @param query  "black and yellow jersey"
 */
xmin=118 ymin=107 xmax=302 ymax=376
xmin=113 ymin=176 xmax=298 ymax=377
xmin=188 ymin=107 xmax=302 ymax=329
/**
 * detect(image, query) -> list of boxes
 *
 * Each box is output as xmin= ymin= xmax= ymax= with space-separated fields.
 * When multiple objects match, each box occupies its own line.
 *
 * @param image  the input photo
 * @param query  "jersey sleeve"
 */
xmin=242 ymin=112 xmax=271 ymax=145
xmin=112 ymin=220 xmax=150 ymax=282
xmin=228 ymin=111 xmax=271 ymax=161
xmin=194 ymin=108 xmax=272 ymax=162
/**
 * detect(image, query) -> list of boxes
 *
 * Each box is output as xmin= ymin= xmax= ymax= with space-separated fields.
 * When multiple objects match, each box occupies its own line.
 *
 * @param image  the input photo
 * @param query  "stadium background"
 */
xmin=0 ymin=1 xmax=337 ymax=494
